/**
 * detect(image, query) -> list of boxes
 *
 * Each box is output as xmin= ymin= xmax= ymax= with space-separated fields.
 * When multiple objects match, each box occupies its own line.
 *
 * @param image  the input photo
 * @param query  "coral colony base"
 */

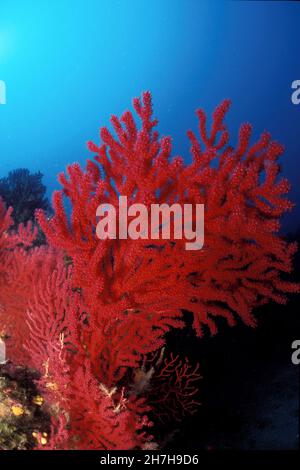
xmin=0 ymin=92 xmax=298 ymax=449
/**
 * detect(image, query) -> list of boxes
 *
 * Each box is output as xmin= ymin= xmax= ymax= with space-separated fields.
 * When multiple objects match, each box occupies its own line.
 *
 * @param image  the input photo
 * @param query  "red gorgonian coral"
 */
xmin=37 ymin=92 xmax=298 ymax=379
xmin=1 ymin=92 xmax=298 ymax=449
xmin=0 ymin=198 xmax=39 ymax=363
xmin=0 ymin=201 xmax=153 ymax=449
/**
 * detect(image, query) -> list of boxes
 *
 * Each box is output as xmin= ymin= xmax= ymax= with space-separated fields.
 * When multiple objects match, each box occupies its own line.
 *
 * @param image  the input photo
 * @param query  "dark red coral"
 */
xmin=138 ymin=351 xmax=201 ymax=424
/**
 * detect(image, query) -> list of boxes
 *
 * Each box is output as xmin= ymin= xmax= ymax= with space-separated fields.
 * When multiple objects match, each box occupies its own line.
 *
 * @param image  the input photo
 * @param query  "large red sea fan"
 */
xmin=37 ymin=92 xmax=299 ymax=357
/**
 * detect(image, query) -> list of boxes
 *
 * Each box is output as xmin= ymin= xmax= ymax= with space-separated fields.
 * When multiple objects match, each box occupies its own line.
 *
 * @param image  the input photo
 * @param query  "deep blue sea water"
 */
xmin=0 ymin=0 xmax=299 ymax=232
